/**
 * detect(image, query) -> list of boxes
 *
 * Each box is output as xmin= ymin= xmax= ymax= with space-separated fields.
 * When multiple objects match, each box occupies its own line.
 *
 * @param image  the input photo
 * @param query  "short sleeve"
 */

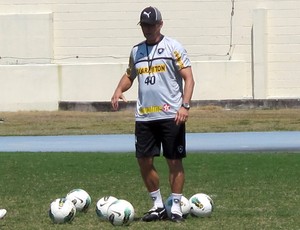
xmin=172 ymin=42 xmax=191 ymax=71
xmin=126 ymin=50 xmax=137 ymax=80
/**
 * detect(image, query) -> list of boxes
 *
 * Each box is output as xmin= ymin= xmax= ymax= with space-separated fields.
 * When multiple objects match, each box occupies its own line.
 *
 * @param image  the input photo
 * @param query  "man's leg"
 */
xmin=166 ymin=158 xmax=185 ymax=222
xmin=138 ymin=157 xmax=167 ymax=221
xmin=137 ymin=157 xmax=160 ymax=193
xmin=166 ymin=158 xmax=185 ymax=193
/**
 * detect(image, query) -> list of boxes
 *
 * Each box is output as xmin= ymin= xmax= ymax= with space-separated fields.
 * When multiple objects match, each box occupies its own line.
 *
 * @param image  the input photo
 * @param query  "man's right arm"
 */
xmin=111 ymin=73 xmax=133 ymax=110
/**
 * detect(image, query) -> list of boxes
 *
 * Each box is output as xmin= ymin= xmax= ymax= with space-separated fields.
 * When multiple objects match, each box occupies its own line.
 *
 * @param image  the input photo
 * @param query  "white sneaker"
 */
xmin=0 ymin=209 xmax=7 ymax=219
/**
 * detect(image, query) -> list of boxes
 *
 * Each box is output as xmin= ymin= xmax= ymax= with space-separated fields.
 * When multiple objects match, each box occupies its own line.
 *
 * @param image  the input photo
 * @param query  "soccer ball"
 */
xmin=189 ymin=193 xmax=214 ymax=217
xmin=165 ymin=195 xmax=191 ymax=218
xmin=96 ymin=196 xmax=118 ymax=220
xmin=49 ymin=198 xmax=76 ymax=224
xmin=107 ymin=199 xmax=135 ymax=226
xmin=66 ymin=188 xmax=91 ymax=212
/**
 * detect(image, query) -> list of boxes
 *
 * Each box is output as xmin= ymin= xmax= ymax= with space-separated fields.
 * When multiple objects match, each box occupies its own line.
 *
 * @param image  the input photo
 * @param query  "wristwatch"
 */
xmin=182 ymin=103 xmax=190 ymax=110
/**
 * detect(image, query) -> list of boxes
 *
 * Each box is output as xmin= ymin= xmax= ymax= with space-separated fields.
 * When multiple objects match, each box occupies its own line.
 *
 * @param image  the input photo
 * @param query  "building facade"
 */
xmin=0 ymin=0 xmax=299 ymax=111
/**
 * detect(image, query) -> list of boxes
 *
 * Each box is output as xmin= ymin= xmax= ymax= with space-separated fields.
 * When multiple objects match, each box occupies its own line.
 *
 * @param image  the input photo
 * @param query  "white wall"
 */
xmin=0 ymin=13 xmax=53 ymax=65
xmin=0 ymin=61 xmax=247 ymax=112
xmin=0 ymin=0 xmax=299 ymax=111
xmin=0 ymin=65 xmax=58 ymax=111
xmin=58 ymin=63 xmax=129 ymax=102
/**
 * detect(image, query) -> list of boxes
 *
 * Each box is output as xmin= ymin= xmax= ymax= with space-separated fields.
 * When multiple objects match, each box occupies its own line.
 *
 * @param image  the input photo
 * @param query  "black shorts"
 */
xmin=135 ymin=118 xmax=186 ymax=159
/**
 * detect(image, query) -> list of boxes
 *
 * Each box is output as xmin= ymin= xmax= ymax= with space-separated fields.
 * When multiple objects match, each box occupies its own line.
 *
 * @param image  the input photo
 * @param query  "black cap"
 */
xmin=139 ymin=6 xmax=162 ymax=25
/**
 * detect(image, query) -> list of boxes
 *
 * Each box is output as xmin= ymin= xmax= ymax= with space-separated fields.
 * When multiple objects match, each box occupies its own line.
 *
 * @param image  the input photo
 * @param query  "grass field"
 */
xmin=0 ymin=152 xmax=299 ymax=229
xmin=1 ymin=107 xmax=300 ymax=135
xmin=0 ymin=108 xmax=299 ymax=229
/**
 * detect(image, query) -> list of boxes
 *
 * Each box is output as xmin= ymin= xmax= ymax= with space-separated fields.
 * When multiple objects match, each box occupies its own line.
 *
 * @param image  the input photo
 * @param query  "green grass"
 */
xmin=1 ymin=108 xmax=300 ymax=135
xmin=0 ymin=152 xmax=299 ymax=229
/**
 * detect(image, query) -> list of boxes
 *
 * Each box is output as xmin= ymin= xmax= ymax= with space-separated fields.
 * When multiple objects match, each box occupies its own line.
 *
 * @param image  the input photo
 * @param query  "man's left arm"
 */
xmin=180 ymin=66 xmax=195 ymax=105
xmin=175 ymin=66 xmax=195 ymax=125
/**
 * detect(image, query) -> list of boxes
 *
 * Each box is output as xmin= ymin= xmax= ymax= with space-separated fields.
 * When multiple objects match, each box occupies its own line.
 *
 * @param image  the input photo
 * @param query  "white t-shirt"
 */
xmin=126 ymin=36 xmax=191 ymax=121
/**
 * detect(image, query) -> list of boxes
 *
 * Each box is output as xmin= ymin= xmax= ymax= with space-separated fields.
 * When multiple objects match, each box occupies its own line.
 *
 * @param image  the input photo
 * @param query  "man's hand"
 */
xmin=111 ymin=91 xmax=127 ymax=110
xmin=175 ymin=107 xmax=189 ymax=125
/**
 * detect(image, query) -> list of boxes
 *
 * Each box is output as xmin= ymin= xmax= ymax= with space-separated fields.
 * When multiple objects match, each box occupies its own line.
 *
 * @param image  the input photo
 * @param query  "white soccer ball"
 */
xmin=66 ymin=188 xmax=91 ymax=212
xmin=165 ymin=195 xmax=191 ymax=218
xmin=107 ymin=199 xmax=135 ymax=226
xmin=189 ymin=193 xmax=214 ymax=217
xmin=49 ymin=198 xmax=76 ymax=224
xmin=96 ymin=196 xmax=118 ymax=220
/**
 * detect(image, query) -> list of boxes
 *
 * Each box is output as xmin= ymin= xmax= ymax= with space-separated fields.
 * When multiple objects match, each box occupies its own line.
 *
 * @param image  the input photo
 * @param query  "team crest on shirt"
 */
xmin=158 ymin=48 xmax=164 ymax=54
xmin=162 ymin=104 xmax=170 ymax=112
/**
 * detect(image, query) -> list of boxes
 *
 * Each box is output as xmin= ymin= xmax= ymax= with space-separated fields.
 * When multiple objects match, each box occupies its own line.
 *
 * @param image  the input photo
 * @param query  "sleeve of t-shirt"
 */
xmin=126 ymin=50 xmax=137 ymax=80
xmin=172 ymin=41 xmax=191 ymax=71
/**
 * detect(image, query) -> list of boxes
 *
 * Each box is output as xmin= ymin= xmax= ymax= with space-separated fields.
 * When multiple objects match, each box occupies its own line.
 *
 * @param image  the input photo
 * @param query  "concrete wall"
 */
xmin=0 ymin=61 xmax=247 ymax=111
xmin=0 ymin=65 xmax=58 ymax=111
xmin=0 ymin=0 xmax=299 ymax=111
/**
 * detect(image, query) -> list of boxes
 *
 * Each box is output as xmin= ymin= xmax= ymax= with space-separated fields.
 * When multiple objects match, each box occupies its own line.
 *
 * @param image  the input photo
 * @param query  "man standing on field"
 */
xmin=111 ymin=6 xmax=195 ymax=222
